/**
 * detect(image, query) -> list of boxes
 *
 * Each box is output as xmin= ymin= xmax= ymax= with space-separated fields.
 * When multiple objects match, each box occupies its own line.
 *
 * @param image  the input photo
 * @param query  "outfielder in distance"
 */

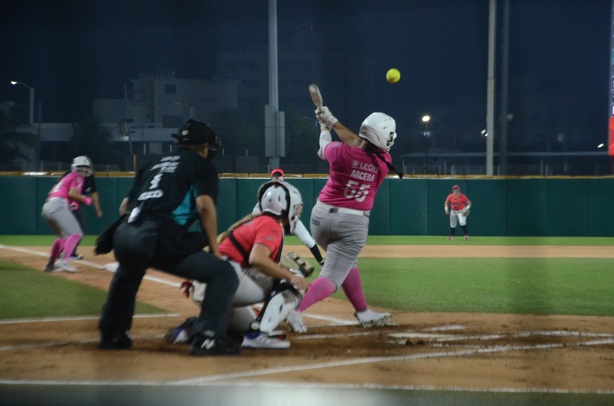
xmin=287 ymin=89 xmax=403 ymax=333
xmin=444 ymin=185 xmax=472 ymax=240
xmin=253 ymin=168 xmax=325 ymax=266
xmin=41 ymin=156 xmax=94 ymax=273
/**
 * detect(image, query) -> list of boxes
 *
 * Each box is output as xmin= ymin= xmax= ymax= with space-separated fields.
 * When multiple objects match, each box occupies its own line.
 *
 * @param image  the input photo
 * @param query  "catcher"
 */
xmin=444 ymin=185 xmax=472 ymax=240
xmin=167 ymin=180 xmax=312 ymax=349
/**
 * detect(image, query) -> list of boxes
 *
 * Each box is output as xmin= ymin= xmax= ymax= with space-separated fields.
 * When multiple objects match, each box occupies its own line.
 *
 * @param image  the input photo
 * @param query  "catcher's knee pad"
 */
xmin=190 ymin=281 xmax=206 ymax=307
xmin=250 ymin=282 xmax=302 ymax=334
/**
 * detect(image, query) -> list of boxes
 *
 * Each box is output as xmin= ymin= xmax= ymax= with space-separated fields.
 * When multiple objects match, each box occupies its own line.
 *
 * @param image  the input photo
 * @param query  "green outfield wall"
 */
xmin=2 ymin=175 xmax=613 ymax=237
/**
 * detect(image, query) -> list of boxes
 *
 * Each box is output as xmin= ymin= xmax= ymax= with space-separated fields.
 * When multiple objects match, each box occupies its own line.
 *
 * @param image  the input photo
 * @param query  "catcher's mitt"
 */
xmin=279 ymin=252 xmax=314 ymax=278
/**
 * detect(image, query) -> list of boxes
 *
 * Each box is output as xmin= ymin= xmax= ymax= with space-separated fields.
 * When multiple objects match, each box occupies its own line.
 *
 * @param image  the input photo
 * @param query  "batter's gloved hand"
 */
xmin=315 ymin=106 xmax=338 ymax=129
xmin=82 ymin=196 xmax=93 ymax=206
xmin=280 ymin=252 xmax=315 ymax=278
xmin=69 ymin=201 xmax=79 ymax=211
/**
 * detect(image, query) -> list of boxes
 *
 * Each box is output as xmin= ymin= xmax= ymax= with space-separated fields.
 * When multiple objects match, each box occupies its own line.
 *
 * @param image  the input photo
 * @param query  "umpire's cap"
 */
xmin=172 ymin=119 xmax=218 ymax=146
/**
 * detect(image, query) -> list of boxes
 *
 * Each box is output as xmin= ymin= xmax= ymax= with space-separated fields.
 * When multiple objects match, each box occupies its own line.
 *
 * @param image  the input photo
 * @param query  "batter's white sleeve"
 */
xmin=293 ymin=219 xmax=316 ymax=248
xmin=318 ymin=130 xmax=332 ymax=160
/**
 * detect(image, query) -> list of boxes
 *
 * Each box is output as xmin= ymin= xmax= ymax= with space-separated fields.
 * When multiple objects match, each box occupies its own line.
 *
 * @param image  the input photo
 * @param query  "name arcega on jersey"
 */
xmin=350 ymin=160 xmax=378 ymax=182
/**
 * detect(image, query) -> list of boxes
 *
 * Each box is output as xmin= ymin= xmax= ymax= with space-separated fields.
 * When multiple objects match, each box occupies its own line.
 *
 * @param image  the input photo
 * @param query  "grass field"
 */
xmin=0 ymin=260 xmax=163 ymax=319
xmin=1 ymin=235 xmax=613 ymax=319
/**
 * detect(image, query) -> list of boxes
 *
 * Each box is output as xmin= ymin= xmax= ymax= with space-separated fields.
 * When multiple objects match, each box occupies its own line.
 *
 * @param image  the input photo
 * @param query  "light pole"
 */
xmin=10 ymin=80 xmax=34 ymax=127
xmin=174 ymin=102 xmax=194 ymax=120
xmin=422 ymin=115 xmax=431 ymax=174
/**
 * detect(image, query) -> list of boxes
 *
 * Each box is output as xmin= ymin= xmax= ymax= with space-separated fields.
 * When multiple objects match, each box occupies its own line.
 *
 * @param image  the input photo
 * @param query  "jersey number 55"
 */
xmin=343 ymin=180 xmax=371 ymax=203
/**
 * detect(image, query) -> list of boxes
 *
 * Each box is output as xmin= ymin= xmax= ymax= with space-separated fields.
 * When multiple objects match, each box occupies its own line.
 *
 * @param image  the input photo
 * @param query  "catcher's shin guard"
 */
xmin=250 ymin=282 xmax=302 ymax=334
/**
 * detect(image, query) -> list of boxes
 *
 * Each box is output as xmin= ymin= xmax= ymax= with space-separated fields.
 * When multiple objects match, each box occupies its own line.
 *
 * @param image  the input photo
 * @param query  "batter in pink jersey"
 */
xmin=287 ymin=105 xmax=402 ymax=333
xmin=41 ymin=156 xmax=94 ymax=273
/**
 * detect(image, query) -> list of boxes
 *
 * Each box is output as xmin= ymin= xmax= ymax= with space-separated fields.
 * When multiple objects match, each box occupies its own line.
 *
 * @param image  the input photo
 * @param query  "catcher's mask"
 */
xmin=257 ymin=181 xmax=303 ymax=233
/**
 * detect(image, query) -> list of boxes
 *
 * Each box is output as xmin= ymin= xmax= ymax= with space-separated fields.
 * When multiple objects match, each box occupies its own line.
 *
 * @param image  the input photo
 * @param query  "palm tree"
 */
xmin=69 ymin=114 xmax=119 ymax=166
xmin=0 ymin=108 xmax=38 ymax=170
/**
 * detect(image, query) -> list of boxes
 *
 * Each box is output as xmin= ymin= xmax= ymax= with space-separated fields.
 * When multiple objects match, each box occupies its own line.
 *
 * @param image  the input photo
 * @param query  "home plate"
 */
xmin=102 ymin=262 xmax=119 ymax=271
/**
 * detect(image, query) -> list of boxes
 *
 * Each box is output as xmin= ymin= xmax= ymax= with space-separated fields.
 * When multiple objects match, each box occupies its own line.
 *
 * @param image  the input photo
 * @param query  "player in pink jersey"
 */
xmin=287 ymin=105 xmax=403 ymax=333
xmin=41 ymin=156 xmax=93 ymax=272
xmin=444 ymin=185 xmax=472 ymax=240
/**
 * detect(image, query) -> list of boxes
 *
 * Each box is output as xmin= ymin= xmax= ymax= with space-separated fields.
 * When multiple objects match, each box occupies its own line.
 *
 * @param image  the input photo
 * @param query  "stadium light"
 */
xmin=422 ymin=115 xmax=431 ymax=173
xmin=10 ymin=80 xmax=34 ymax=126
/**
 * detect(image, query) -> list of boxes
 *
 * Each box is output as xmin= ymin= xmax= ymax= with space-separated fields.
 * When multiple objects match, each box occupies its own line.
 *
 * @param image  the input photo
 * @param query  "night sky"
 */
xmin=0 ymin=0 xmax=610 ymax=147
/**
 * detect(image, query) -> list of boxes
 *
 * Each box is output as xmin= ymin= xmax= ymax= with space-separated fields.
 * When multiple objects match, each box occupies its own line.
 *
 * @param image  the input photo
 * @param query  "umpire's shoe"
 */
xmin=98 ymin=332 xmax=132 ymax=350
xmin=189 ymin=330 xmax=241 ymax=356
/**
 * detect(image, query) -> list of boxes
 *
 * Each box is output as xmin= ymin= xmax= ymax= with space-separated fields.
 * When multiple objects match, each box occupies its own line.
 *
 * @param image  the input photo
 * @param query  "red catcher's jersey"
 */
xmin=219 ymin=215 xmax=283 ymax=268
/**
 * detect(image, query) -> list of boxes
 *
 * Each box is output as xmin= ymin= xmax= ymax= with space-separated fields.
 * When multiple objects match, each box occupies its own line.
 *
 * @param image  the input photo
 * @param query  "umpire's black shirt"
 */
xmin=125 ymin=148 xmax=219 ymax=228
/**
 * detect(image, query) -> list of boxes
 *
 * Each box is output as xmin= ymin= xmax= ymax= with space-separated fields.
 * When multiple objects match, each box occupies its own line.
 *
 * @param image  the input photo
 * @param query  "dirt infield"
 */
xmin=0 ymin=244 xmax=613 ymax=393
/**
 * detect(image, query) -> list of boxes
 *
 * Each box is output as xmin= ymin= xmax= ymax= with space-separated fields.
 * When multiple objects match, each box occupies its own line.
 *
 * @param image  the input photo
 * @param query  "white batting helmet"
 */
xmin=71 ymin=156 xmax=92 ymax=176
xmin=358 ymin=112 xmax=397 ymax=152
xmin=257 ymin=181 xmax=303 ymax=233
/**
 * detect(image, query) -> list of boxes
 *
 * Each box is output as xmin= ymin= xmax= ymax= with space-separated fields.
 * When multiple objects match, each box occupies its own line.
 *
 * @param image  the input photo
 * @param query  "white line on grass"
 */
xmin=0 ymin=244 xmax=356 ymax=326
xmin=0 ymin=313 xmax=179 ymax=325
xmin=0 ymin=245 xmax=180 ymax=288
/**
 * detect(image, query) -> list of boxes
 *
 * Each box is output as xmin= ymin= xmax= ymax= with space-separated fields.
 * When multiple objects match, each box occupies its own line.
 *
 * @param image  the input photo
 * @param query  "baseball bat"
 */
xmin=309 ymin=83 xmax=323 ymax=108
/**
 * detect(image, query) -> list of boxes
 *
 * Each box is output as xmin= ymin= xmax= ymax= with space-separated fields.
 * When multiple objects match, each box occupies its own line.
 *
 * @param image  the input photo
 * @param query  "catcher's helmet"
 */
xmin=71 ymin=156 xmax=92 ymax=176
xmin=257 ymin=181 xmax=303 ymax=233
xmin=358 ymin=112 xmax=397 ymax=152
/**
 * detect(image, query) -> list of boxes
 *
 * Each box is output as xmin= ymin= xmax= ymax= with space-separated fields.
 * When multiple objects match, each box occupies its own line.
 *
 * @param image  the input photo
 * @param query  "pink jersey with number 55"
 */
xmin=318 ymin=141 xmax=389 ymax=211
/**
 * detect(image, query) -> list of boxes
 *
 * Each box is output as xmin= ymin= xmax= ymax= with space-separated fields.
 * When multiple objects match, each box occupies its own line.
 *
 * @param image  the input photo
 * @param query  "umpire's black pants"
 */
xmin=99 ymin=221 xmax=239 ymax=339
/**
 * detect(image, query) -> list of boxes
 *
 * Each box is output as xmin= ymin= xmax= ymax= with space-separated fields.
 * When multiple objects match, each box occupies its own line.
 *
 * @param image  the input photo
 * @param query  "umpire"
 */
xmin=98 ymin=119 xmax=240 ymax=356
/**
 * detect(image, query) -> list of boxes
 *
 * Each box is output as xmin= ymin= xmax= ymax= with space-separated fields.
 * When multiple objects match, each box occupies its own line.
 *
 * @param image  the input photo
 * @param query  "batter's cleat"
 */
xmin=98 ymin=332 xmax=132 ymax=350
xmin=354 ymin=309 xmax=392 ymax=328
xmin=241 ymin=331 xmax=290 ymax=349
xmin=189 ymin=331 xmax=241 ymax=356
xmin=464 ymin=235 xmax=469 ymax=240
xmin=55 ymin=260 xmax=77 ymax=273
xmin=448 ymin=236 xmax=454 ymax=240
xmin=287 ymin=310 xmax=307 ymax=333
